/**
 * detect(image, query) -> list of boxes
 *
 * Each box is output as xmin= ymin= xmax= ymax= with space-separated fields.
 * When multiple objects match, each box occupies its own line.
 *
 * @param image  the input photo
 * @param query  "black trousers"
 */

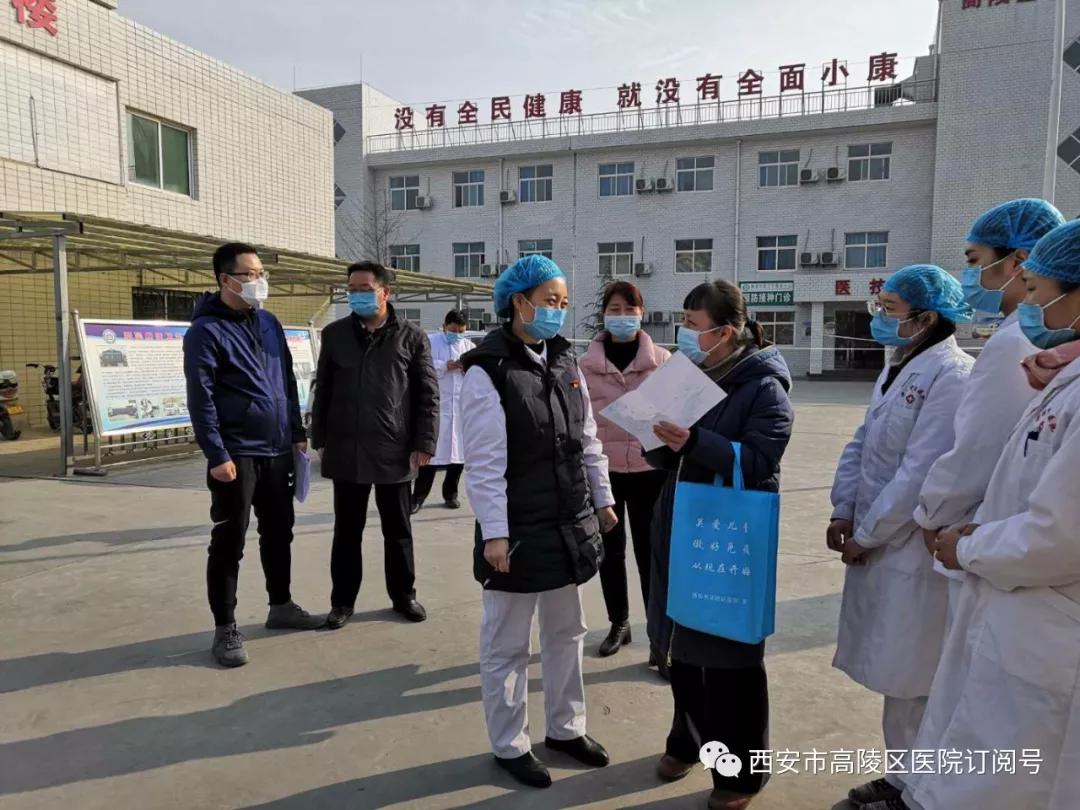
xmin=206 ymin=454 xmax=295 ymax=627
xmin=330 ymin=480 xmax=416 ymax=608
xmin=666 ymin=660 xmax=770 ymax=795
xmin=597 ymin=469 xmax=667 ymax=624
xmin=412 ymin=463 xmax=463 ymax=505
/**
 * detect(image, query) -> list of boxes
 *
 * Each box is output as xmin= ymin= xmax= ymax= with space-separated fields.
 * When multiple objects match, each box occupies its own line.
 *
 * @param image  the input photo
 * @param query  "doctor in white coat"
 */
xmin=827 ymin=264 xmax=974 ymax=810
xmin=412 ymin=309 xmax=476 ymax=512
xmin=904 ymin=220 xmax=1080 ymax=810
xmin=914 ymin=199 xmax=1064 ymax=605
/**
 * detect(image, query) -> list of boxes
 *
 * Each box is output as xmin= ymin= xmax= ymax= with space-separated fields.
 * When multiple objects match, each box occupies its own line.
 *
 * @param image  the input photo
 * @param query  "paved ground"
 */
xmin=0 ymin=382 xmax=879 ymax=810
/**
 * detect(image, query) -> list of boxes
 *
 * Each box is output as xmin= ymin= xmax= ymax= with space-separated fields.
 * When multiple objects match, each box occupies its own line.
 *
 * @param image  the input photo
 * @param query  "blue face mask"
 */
xmin=961 ymin=255 xmax=1017 ymax=315
xmin=522 ymin=299 xmax=566 ymax=340
xmin=677 ymin=326 xmax=722 ymax=365
xmin=1018 ymin=294 xmax=1080 ymax=349
xmin=870 ymin=311 xmax=925 ymax=347
xmin=348 ymin=291 xmax=380 ymax=318
xmin=604 ymin=315 xmax=641 ymax=342
xmin=445 ymin=331 xmax=462 ymax=344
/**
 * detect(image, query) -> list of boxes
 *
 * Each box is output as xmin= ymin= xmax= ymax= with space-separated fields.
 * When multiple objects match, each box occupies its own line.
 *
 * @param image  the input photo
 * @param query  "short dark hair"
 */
xmin=346 ymin=261 xmax=394 ymax=286
xmin=444 ymin=309 xmax=467 ymax=327
xmin=602 ymin=280 xmax=645 ymax=311
xmin=213 ymin=243 xmax=258 ymax=282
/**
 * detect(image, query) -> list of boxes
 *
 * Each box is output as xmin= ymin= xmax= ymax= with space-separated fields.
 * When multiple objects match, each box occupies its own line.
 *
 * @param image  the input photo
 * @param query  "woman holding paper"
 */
xmin=645 ymin=279 xmax=793 ymax=809
xmin=580 ymin=281 xmax=671 ymax=660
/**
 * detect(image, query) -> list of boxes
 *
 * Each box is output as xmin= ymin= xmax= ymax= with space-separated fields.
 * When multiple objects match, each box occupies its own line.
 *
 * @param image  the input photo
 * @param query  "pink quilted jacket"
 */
xmin=579 ymin=331 xmax=671 ymax=474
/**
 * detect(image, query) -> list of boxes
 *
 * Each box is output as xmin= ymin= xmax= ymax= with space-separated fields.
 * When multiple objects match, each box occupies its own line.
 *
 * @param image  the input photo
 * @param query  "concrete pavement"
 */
xmin=0 ymin=382 xmax=880 ymax=810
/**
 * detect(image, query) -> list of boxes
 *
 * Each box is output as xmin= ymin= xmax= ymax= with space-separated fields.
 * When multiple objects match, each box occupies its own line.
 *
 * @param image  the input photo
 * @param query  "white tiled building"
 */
xmin=310 ymin=0 xmax=1079 ymax=377
xmin=0 ymin=0 xmax=335 ymax=256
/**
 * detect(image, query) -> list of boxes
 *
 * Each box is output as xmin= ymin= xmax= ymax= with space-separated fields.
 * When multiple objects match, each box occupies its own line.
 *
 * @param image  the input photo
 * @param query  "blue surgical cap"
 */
xmin=966 ymin=198 xmax=1065 ymax=252
xmin=883 ymin=264 xmax=974 ymax=323
xmin=1021 ymin=219 xmax=1080 ymax=284
xmin=493 ymin=255 xmax=566 ymax=317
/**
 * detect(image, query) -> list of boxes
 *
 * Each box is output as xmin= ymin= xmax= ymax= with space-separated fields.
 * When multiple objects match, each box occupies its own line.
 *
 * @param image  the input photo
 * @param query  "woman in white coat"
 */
xmin=914 ymin=199 xmax=1064 ymax=608
xmin=826 ymin=264 xmax=974 ymax=810
xmin=412 ymin=310 xmax=476 ymax=512
xmin=902 ymin=220 xmax=1080 ymax=810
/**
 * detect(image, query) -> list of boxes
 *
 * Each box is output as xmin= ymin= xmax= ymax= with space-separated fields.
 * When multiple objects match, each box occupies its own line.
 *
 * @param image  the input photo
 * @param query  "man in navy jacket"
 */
xmin=183 ymin=243 xmax=323 ymax=668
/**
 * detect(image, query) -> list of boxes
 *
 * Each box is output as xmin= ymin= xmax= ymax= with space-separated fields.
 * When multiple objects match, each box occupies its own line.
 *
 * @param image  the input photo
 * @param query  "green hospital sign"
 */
xmin=740 ymin=281 xmax=794 ymax=306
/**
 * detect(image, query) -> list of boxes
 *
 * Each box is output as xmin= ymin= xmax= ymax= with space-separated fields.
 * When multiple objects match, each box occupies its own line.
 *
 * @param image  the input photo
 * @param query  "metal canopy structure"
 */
xmin=0 ymin=212 xmax=495 ymax=301
xmin=0 ymin=212 xmax=494 ymax=476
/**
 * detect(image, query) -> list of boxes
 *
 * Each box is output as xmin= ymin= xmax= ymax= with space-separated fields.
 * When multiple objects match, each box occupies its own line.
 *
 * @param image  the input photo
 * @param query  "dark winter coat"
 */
xmin=462 ymin=327 xmax=603 ymax=593
xmin=311 ymin=305 xmax=439 ymax=484
xmin=646 ymin=345 xmax=794 ymax=669
xmin=183 ymin=292 xmax=305 ymax=467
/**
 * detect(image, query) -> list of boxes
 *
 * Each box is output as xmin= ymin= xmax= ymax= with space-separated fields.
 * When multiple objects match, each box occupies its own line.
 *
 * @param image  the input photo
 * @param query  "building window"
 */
xmin=675 ymin=239 xmax=713 ymax=274
xmin=676 ymin=156 xmax=714 ymax=192
xmin=598 ymin=241 xmax=634 ymax=276
xmin=389 ymin=244 xmax=420 ymax=272
xmin=751 ymin=310 xmax=796 ymax=345
xmin=128 ymin=112 xmax=191 ymax=196
xmin=453 ymin=170 xmax=485 ymax=207
xmin=758 ymin=149 xmax=800 ymax=187
xmin=599 ymin=162 xmax=634 ymax=197
xmin=848 ymin=143 xmax=892 ymax=181
xmin=845 ymin=231 xmax=889 ymax=269
xmin=453 ymin=242 xmax=486 ymax=278
xmin=519 ymin=165 xmax=553 ymax=202
xmin=402 ymin=308 xmax=422 ymax=324
xmin=519 ymin=239 xmax=553 ymax=259
xmin=756 ymin=235 xmax=798 ymax=271
xmin=389 ymin=175 xmax=420 ymax=210
xmin=131 ymin=288 xmax=200 ymax=321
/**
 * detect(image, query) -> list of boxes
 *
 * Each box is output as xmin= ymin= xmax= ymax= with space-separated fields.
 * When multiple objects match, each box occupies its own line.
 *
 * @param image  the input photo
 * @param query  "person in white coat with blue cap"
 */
xmin=902 ymin=219 xmax=1080 ymax=810
xmin=915 ymin=199 xmax=1064 ymax=609
xmin=827 ymin=264 xmax=975 ymax=810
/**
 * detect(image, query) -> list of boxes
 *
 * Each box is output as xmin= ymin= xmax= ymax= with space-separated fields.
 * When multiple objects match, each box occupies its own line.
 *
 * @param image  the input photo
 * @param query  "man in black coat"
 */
xmin=312 ymin=262 xmax=439 ymax=627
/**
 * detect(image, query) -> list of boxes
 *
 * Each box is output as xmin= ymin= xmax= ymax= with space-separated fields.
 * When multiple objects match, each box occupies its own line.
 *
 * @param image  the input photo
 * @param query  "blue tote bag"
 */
xmin=666 ymin=442 xmax=780 ymax=645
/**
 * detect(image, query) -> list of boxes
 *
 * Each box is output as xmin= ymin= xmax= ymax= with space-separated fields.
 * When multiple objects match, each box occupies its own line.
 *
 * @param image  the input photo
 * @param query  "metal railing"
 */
xmin=367 ymin=80 xmax=937 ymax=154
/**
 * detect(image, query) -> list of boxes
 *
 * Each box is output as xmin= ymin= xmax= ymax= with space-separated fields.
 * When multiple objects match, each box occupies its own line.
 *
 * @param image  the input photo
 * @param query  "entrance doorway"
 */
xmin=832 ymin=310 xmax=883 ymax=375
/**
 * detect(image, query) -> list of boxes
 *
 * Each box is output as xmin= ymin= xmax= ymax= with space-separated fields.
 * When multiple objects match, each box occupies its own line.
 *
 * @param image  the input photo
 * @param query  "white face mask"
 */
xmin=231 ymin=276 xmax=269 ymax=307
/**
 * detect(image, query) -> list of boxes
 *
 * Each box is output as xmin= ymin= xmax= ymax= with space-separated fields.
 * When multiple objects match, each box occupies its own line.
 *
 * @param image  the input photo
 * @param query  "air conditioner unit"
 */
xmin=799 ymin=168 xmax=819 ymax=185
xmin=499 ymin=190 xmax=517 ymax=204
xmin=635 ymin=178 xmax=654 ymax=193
xmin=479 ymin=264 xmax=496 ymax=277
xmin=415 ymin=195 xmax=432 ymax=209
xmin=799 ymin=252 xmax=819 ymax=267
xmin=633 ymin=262 xmax=653 ymax=277
xmin=481 ymin=312 xmax=495 ymax=325
xmin=825 ymin=167 xmax=846 ymax=182
xmin=654 ymin=178 xmax=673 ymax=192
xmin=496 ymin=262 xmax=510 ymax=272
xmin=650 ymin=311 xmax=671 ymax=324
xmin=819 ymin=251 xmax=839 ymax=267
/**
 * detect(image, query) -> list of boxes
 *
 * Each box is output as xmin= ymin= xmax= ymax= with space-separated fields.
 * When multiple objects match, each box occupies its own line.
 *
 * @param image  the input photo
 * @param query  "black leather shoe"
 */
xmin=494 ymin=752 xmax=551 ymax=788
xmin=444 ymin=497 xmax=461 ymax=509
xmin=598 ymin=621 xmax=631 ymax=657
xmin=392 ymin=598 xmax=427 ymax=622
xmin=544 ymin=735 xmax=609 ymax=767
xmin=326 ymin=606 xmax=353 ymax=630
xmin=410 ymin=499 xmax=423 ymax=515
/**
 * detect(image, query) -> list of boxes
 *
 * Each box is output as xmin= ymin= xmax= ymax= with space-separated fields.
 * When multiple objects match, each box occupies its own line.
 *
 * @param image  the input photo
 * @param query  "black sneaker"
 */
xmin=597 ymin=622 xmax=631 ymax=657
xmin=265 ymin=601 xmax=324 ymax=630
xmin=326 ymin=605 xmax=354 ymax=630
xmin=444 ymin=497 xmax=461 ymax=509
xmin=211 ymin=624 xmax=249 ymax=668
xmin=544 ymin=735 xmax=609 ymax=767
xmin=392 ymin=599 xmax=427 ymax=622
xmin=494 ymin=751 xmax=552 ymax=788
xmin=849 ymin=778 xmax=902 ymax=806
xmin=410 ymin=499 xmax=424 ymax=515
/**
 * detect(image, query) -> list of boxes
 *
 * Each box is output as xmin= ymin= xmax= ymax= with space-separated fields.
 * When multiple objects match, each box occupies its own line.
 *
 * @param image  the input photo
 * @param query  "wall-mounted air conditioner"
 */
xmin=654 ymin=178 xmax=673 ymax=192
xmin=635 ymin=178 xmax=655 ymax=193
xmin=799 ymin=168 xmax=819 ymax=185
xmin=651 ymin=311 xmax=671 ymax=324
xmin=825 ymin=167 xmax=846 ymax=182
xmin=819 ymin=251 xmax=839 ymax=267
xmin=799 ymin=252 xmax=819 ymax=267
xmin=634 ymin=262 xmax=653 ymax=276
xmin=499 ymin=190 xmax=516 ymax=204
xmin=415 ymin=195 xmax=432 ymax=209
xmin=479 ymin=264 xmax=496 ymax=277
xmin=481 ymin=312 xmax=495 ymax=325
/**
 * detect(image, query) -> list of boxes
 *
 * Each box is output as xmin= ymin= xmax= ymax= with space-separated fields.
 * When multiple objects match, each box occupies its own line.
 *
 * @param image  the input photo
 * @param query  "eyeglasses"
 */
xmin=866 ymin=299 xmax=885 ymax=316
xmin=227 ymin=271 xmax=270 ymax=282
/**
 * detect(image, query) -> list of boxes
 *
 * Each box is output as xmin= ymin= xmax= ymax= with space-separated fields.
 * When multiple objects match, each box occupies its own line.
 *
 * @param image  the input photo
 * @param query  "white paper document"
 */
xmin=600 ymin=351 xmax=727 ymax=452
xmin=294 ymin=446 xmax=312 ymax=503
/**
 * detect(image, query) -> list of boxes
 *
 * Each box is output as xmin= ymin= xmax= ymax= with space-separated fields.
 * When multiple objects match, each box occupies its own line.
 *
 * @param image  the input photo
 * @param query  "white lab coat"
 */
xmin=914 ymin=317 xmax=1036 ymax=573
xmin=429 ymin=331 xmax=475 ymax=466
xmin=904 ymin=357 xmax=1080 ymax=810
xmin=831 ymin=337 xmax=974 ymax=698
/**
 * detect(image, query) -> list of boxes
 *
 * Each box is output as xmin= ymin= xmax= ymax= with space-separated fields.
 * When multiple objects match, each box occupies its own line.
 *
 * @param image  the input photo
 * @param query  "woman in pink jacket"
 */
xmin=579 ymin=281 xmax=671 ymax=662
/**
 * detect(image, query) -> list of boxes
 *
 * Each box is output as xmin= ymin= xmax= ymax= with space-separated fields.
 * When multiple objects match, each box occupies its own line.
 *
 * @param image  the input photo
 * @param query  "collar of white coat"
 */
xmin=524 ymin=341 xmax=548 ymax=367
xmin=870 ymin=335 xmax=967 ymax=412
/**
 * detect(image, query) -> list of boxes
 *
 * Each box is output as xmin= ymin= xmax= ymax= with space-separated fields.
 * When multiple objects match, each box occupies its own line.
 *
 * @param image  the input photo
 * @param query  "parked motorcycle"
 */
xmin=0 ymin=369 xmax=21 ymax=440
xmin=25 ymin=362 xmax=90 ymax=433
